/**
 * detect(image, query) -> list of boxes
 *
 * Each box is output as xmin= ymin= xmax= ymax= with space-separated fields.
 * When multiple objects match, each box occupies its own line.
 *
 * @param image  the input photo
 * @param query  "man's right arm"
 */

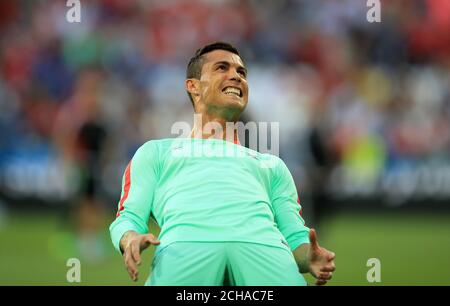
xmin=109 ymin=142 xmax=159 ymax=254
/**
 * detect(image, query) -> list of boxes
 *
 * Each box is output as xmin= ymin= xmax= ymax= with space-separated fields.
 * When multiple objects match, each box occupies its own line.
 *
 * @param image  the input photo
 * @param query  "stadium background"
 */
xmin=0 ymin=0 xmax=449 ymax=285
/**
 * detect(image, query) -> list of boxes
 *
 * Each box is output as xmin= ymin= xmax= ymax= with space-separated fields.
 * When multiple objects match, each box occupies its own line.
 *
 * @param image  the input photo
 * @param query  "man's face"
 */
xmin=197 ymin=50 xmax=249 ymax=113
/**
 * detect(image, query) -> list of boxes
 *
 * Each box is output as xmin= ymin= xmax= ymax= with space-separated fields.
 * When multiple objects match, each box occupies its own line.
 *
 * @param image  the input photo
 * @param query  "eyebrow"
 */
xmin=213 ymin=61 xmax=247 ymax=75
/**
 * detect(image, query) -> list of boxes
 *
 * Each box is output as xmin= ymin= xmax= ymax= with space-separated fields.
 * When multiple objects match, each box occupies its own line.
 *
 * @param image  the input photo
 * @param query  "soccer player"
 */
xmin=109 ymin=42 xmax=336 ymax=286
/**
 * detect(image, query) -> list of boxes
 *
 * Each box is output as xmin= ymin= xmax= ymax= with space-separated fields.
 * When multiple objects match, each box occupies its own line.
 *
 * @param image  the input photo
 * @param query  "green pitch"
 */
xmin=0 ymin=210 xmax=449 ymax=285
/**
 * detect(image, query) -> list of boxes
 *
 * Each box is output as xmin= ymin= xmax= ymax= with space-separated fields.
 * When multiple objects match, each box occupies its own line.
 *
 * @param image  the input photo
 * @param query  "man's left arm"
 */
xmin=270 ymin=158 xmax=336 ymax=285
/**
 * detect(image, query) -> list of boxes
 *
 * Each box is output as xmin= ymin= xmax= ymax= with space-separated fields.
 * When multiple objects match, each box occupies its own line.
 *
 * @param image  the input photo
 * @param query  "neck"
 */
xmin=190 ymin=111 xmax=241 ymax=145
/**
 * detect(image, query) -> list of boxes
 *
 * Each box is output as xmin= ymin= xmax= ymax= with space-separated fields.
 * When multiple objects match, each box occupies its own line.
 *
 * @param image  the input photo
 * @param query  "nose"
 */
xmin=228 ymin=69 xmax=242 ymax=83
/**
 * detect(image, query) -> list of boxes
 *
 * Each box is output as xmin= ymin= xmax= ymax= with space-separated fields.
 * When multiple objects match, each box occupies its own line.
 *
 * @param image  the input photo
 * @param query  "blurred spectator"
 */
xmin=0 ymin=0 xmax=449 ymax=217
xmin=53 ymin=66 xmax=109 ymax=261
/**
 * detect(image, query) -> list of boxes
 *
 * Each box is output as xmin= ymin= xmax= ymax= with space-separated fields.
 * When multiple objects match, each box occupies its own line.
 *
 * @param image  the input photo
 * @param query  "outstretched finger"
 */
xmin=131 ymin=241 xmax=142 ymax=266
xmin=309 ymin=228 xmax=320 ymax=251
xmin=144 ymin=234 xmax=161 ymax=246
xmin=327 ymin=251 xmax=336 ymax=261
xmin=127 ymin=266 xmax=139 ymax=282
xmin=320 ymin=265 xmax=336 ymax=272
xmin=124 ymin=250 xmax=138 ymax=281
xmin=319 ymin=272 xmax=333 ymax=280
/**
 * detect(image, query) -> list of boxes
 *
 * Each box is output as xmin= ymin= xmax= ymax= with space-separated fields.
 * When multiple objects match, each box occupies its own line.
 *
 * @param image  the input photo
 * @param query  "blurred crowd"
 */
xmin=0 ymin=0 xmax=449 ymax=208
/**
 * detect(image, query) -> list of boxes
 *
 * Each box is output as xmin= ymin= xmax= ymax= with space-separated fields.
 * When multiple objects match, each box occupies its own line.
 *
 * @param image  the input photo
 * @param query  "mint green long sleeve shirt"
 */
xmin=109 ymin=138 xmax=310 ymax=253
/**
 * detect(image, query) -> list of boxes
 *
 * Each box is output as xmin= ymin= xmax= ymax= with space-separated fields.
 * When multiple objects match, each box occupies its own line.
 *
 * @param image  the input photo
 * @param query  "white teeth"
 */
xmin=223 ymin=87 xmax=241 ymax=97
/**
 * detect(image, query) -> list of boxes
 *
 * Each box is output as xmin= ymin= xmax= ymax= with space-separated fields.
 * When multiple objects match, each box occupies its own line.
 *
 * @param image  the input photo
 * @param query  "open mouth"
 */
xmin=222 ymin=86 xmax=242 ymax=97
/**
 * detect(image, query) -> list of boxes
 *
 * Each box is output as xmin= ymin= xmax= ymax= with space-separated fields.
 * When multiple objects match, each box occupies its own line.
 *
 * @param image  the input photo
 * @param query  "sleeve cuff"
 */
xmin=288 ymin=231 xmax=311 ymax=251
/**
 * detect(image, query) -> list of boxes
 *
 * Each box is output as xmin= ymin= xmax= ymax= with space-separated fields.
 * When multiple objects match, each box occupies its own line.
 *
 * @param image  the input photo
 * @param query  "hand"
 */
xmin=307 ymin=228 xmax=336 ymax=286
xmin=120 ymin=231 xmax=160 ymax=281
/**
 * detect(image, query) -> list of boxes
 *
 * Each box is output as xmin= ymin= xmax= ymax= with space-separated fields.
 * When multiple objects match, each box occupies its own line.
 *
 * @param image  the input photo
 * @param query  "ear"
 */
xmin=185 ymin=78 xmax=200 ymax=98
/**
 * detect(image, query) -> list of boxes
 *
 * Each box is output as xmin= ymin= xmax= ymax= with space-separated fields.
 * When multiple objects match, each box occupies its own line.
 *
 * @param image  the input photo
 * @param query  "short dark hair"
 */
xmin=186 ymin=42 xmax=241 ymax=108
